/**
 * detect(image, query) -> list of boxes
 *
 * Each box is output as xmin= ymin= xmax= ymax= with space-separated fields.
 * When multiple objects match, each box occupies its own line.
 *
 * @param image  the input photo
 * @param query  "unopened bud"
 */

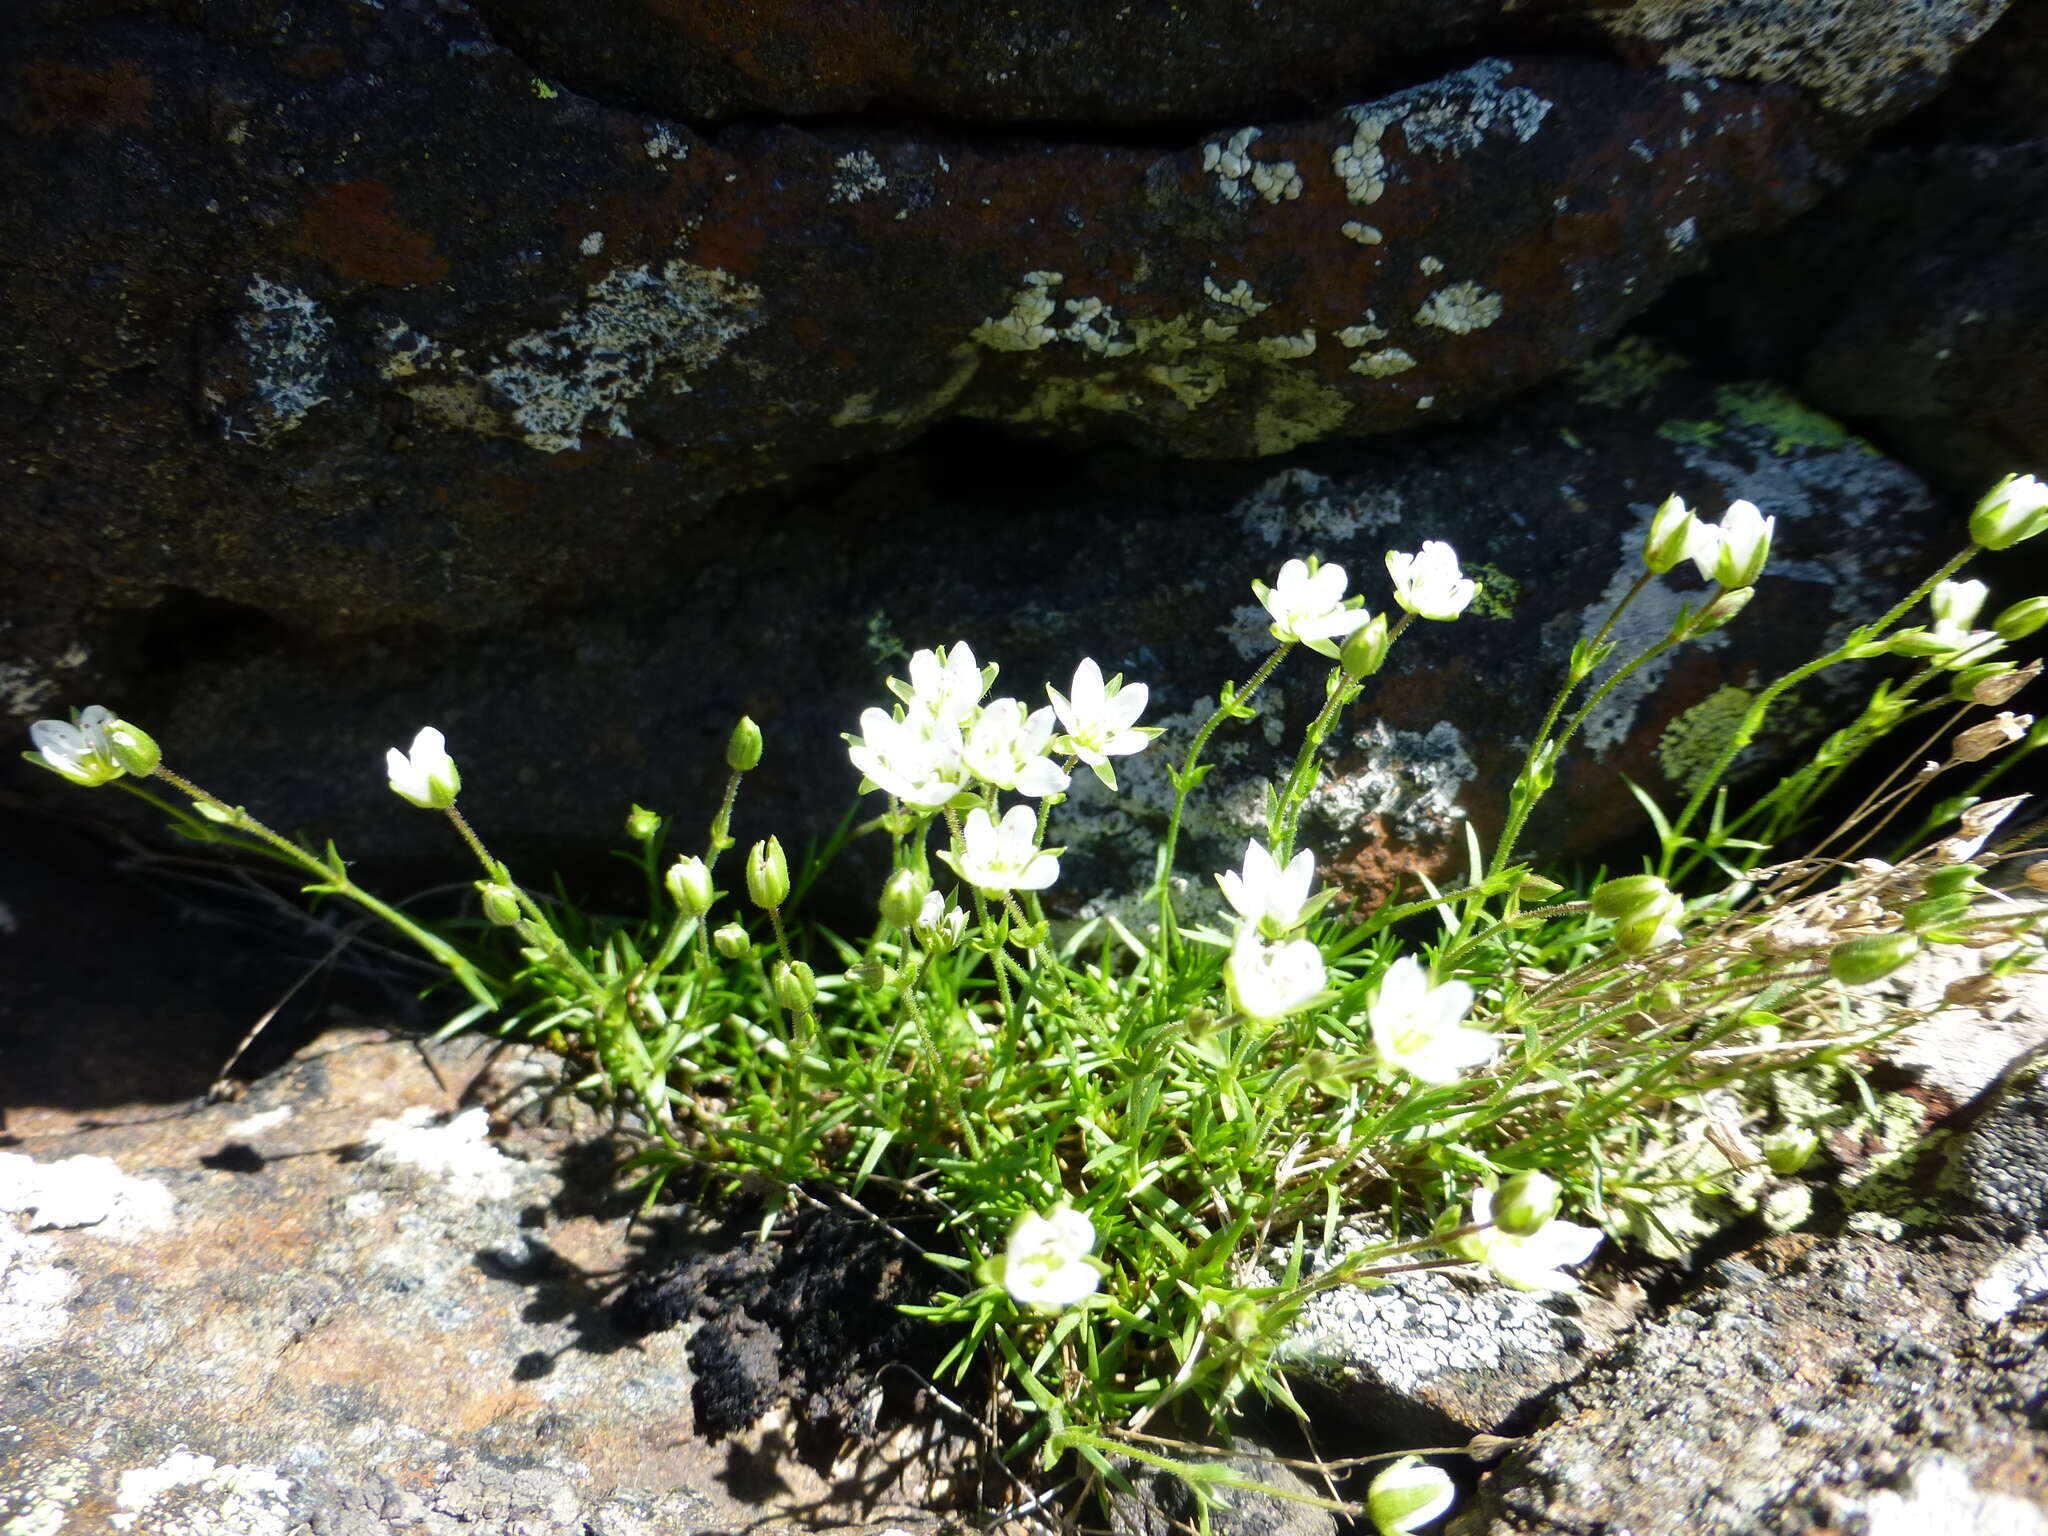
xmin=713 ymin=922 xmax=750 ymax=959
xmin=1517 ymin=872 xmax=1566 ymax=900
xmin=1367 ymin=1456 xmax=1456 ymax=1536
xmin=1490 ymin=1172 xmax=1562 ymax=1237
xmin=1688 ymin=585 xmax=1754 ymax=636
xmin=1614 ymin=896 xmax=1682 ymax=956
xmin=880 ymin=867 xmax=932 ymax=930
xmin=1970 ymin=473 xmax=2048 ymax=551
xmin=1763 ymin=1127 xmax=1819 ymax=1176
xmin=1994 ymin=596 xmax=2048 ymax=642
xmin=726 ymin=715 xmax=764 ymax=772
xmin=1902 ymin=892 xmax=1973 ymax=931
xmin=1951 ymin=712 xmax=2032 ymax=763
xmin=848 ymin=959 xmax=892 ymax=989
xmin=1828 ymin=931 xmax=1920 ymax=986
xmin=1643 ymin=493 xmax=1701 ymax=575
xmin=772 ymin=959 xmax=816 ymax=1011
xmin=477 ymin=881 xmax=522 ymax=927
xmin=1591 ymin=874 xmax=1674 ymax=923
xmin=1225 ymin=1302 xmax=1263 ymax=1344
xmin=1302 ymin=1049 xmax=1347 ymax=1098
xmin=625 ymin=804 xmax=662 ymax=841
xmin=665 ymin=855 xmax=715 ymax=916
xmin=1888 ymin=626 xmax=1959 ymax=658
xmin=746 ymin=836 xmax=790 ymax=909
xmin=1339 ymin=611 xmax=1393 ymax=678
xmin=103 ymin=717 xmax=161 ymax=776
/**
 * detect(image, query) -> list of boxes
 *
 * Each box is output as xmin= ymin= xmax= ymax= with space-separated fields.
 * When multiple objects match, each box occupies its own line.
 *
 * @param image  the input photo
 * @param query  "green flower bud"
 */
xmin=773 ymin=958 xmax=816 ymax=1011
xmin=712 ymin=922 xmax=750 ymax=959
xmin=847 ymin=959 xmax=892 ymax=989
xmin=1970 ymin=473 xmax=2048 ymax=551
xmin=1643 ymin=493 xmax=1701 ymax=575
xmin=1923 ymin=864 xmax=1985 ymax=897
xmin=1490 ymin=1172 xmax=1563 ymax=1237
xmin=1994 ymin=596 xmax=2048 ymax=642
xmin=1763 ymin=1127 xmax=1820 ymax=1176
xmin=1687 ymin=584 xmax=1755 ymax=637
xmin=727 ymin=715 xmax=764 ymax=772
xmin=1338 ymin=611 xmax=1393 ymax=679
xmin=1614 ymin=893 xmax=1683 ymax=957
xmin=477 ymin=880 xmax=522 ymax=927
xmin=664 ymin=855 xmax=715 ymax=916
xmin=1302 ymin=1049 xmax=1348 ymax=1098
xmin=746 ymin=836 xmax=789 ymax=910
xmin=1367 ymin=1455 xmax=1456 ymax=1536
xmin=1888 ymin=626 xmax=1960 ymax=658
xmin=880 ymin=867 xmax=931 ymax=930
xmin=625 ymin=804 xmax=662 ymax=841
xmin=1951 ymin=662 xmax=2013 ymax=703
xmin=1902 ymin=892 xmax=1974 ymax=931
xmin=1224 ymin=1302 xmax=1263 ymax=1343
xmin=103 ymin=717 xmax=160 ymax=776
xmin=1516 ymin=872 xmax=1566 ymax=900
xmin=1828 ymin=932 xmax=1920 ymax=986
xmin=1591 ymin=874 xmax=1674 ymax=923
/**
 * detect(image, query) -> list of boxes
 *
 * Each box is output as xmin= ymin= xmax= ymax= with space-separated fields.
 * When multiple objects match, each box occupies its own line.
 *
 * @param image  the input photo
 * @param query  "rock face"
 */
xmin=0 ymin=1029 xmax=964 ymax=1536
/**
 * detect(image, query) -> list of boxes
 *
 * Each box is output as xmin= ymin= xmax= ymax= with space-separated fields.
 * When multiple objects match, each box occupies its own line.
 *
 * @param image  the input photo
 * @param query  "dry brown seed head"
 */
xmin=1952 ymin=713 xmax=2033 ymax=763
xmin=1975 ymin=660 xmax=2040 ymax=707
xmin=2027 ymin=859 xmax=2048 ymax=893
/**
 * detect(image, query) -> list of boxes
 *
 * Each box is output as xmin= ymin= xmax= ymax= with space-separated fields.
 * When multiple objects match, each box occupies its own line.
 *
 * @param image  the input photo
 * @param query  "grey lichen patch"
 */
xmin=0 ymin=642 xmax=87 ymax=718
xmin=1596 ymin=0 xmax=2009 ymax=116
xmin=828 ymin=149 xmax=889 ymax=203
xmin=1352 ymin=347 xmax=1417 ymax=377
xmin=1 ymin=1217 xmax=76 ymax=1360
xmin=1337 ymin=57 xmax=1555 ymax=205
xmin=1308 ymin=719 xmax=1476 ymax=841
xmin=111 ymin=1450 xmax=293 ymax=1536
xmin=376 ymin=321 xmax=444 ymax=380
xmin=1201 ymin=128 xmax=1302 ymax=206
xmin=1416 ymin=282 xmax=1504 ymax=334
xmin=484 ymin=259 xmax=762 ymax=453
xmin=1228 ymin=467 xmax=1406 ymax=550
xmin=234 ymin=277 xmax=334 ymax=441
xmin=363 ymin=1106 xmax=533 ymax=1203
xmin=643 ymin=124 xmax=689 ymax=161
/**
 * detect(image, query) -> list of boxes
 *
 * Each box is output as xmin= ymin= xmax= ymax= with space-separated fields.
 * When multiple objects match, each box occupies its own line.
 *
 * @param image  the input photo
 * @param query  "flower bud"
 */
xmin=1516 ymin=872 xmax=1565 ymax=900
xmin=1951 ymin=712 xmax=2032 ymax=763
xmin=1970 ymin=473 xmax=2048 ymax=550
xmin=477 ymin=880 xmax=522 ymax=927
xmin=1901 ymin=892 xmax=1973 ymax=931
xmin=1614 ymin=894 xmax=1683 ymax=957
xmin=102 ymin=717 xmax=160 ymax=776
xmin=912 ymin=894 xmax=968 ymax=955
xmin=1828 ymin=932 xmax=1920 ymax=986
xmin=1687 ymin=585 xmax=1754 ymax=636
xmin=1591 ymin=874 xmax=1674 ymax=923
xmin=665 ymin=855 xmax=715 ymax=916
xmin=1643 ymin=493 xmax=1702 ymax=575
xmin=773 ymin=959 xmax=817 ymax=1011
xmin=1302 ymin=1049 xmax=1348 ymax=1098
xmin=1930 ymin=578 xmax=1990 ymax=632
xmin=847 ymin=959 xmax=892 ymax=989
xmin=880 ymin=867 xmax=932 ymax=930
xmin=1950 ymin=662 xmax=2012 ymax=703
xmin=1705 ymin=500 xmax=1774 ymax=588
xmin=726 ymin=716 xmax=764 ymax=772
xmin=1367 ymin=1455 xmax=1456 ymax=1536
xmin=1338 ymin=611 xmax=1393 ymax=678
xmin=625 ymin=804 xmax=662 ymax=841
xmin=1994 ymin=596 xmax=2048 ymax=642
xmin=1224 ymin=1301 xmax=1263 ymax=1344
xmin=1888 ymin=626 xmax=1959 ymax=658
xmin=746 ymin=836 xmax=790 ymax=909
xmin=1763 ymin=1127 xmax=1819 ymax=1176
xmin=713 ymin=922 xmax=751 ymax=958
xmin=1490 ymin=1172 xmax=1563 ymax=1237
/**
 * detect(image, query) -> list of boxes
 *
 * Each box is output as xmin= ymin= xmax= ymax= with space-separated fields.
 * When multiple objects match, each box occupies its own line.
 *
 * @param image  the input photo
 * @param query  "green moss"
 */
xmin=1574 ymin=335 xmax=1688 ymax=409
xmin=1712 ymin=382 xmax=1877 ymax=457
xmin=863 ymin=610 xmax=909 ymax=669
xmin=1659 ymin=685 xmax=1754 ymax=791
xmin=1463 ymin=560 xmax=1520 ymax=620
xmin=1655 ymin=416 xmax=1724 ymax=448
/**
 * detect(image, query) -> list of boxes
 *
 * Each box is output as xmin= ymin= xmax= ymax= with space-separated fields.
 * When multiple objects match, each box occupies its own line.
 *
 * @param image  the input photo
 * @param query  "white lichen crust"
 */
xmin=234 ymin=277 xmax=335 ymax=441
xmin=1416 ymin=282 xmax=1505 ymax=334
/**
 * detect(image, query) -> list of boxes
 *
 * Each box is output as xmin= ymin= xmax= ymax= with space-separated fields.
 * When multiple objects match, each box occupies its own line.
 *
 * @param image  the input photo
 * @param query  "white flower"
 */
xmin=1254 ymin=558 xmax=1372 ymax=657
xmin=1047 ymin=658 xmax=1160 ymax=790
xmin=1216 ymin=838 xmax=1317 ymax=937
xmin=1642 ymin=493 xmax=1711 ymax=576
xmin=939 ymin=805 xmax=1061 ymax=892
xmin=999 ymin=1207 xmax=1100 ymax=1311
xmin=846 ymin=708 xmax=971 ymax=810
xmin=962 ymin=698 xmax=1071 ymax=797
xmin=1224 ymin=923 xmax=1325 ymax=1022
xmin=1689 ymin=499 xmax=1775 ymax=589
xmin=911 ymin=889 xmax=969 ymax=953
xmin=1367 ymin=1456 xmax=1456 ymax=1536
xmin=1929 ymin=577 xmax=1992 ymax=648
xmin=28 ymin=705 xmax=124 ymax=787
xmin=386 ymin=726 xmax=461 ymax=809
xmin=1368 ymin=955 xmax=1494 ymax=1083
xmin=1463 ymin=1186 xmax=1603 ymax=1292
xmin=890 ymin=642 xmax=990 ymax=732
xmin=1385 ymin=540 xmax=1476 ymax=620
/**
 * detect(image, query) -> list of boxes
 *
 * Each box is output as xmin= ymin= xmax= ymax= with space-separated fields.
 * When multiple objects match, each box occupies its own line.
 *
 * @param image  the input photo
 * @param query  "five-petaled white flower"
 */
xmin=1047 ymin=658 xmax=1160 ymax=790
xmin=1254 ymin=558 xmax=1372 ymax=657
xmin=1461 ymin=1186 xmax=1603 ymax=1292
xmin=28 ymin=704 xmax=125 ymax=787
xmin=962 ymin=698 xmax=1071 ymax=797
xmin=1217 ymin=838 xmax=1317 ymax=938
xmin=1367 ymin=955 xmax=1495 ymax=1084
xmin=940 ymin=805 xmax=1061 ymax=892
xmin=846 ymin=708 xmax=971 ymax=810
xmin=999 ymin=1206 xmax=1100 ymax=1311
xmin=890 ymin=642 xmax=991 ymax=732
xmin=1689 ymin=500 xmax=1775 ymax=590
xmin=386 ymin=726 xmax=462 ymax=809
xmin=1385 ymin=541 xmax=1477 ymax=621
xmin=1224 ymin=923 xmax=1326 ymax=1022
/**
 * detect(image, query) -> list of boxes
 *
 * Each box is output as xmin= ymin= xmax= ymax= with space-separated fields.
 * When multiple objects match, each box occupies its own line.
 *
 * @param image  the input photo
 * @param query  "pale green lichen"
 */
xmin=1351 ymin=348 xmax=1417 ymax=378
xmin=1252 ymin=374 xmax=1352 ymax=454
xmin=1462 ymin=560 xmax=1520 ymax=620
xmin=1415 ymin=282 xmax=1503 ymax=334
xmin=1658 ymin=684 xmax=1754 ymax=790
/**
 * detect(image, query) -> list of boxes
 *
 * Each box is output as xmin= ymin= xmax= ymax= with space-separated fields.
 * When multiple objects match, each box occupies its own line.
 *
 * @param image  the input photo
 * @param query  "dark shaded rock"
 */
xmin=0 ymin=1029 xmax=973 ymax=1535
xmin=1947 ymin=1044 xmax=2048 ymax=1243
xmin=1453 ymin=1232 xmax=2048 ymax=1536
xmin=1109 ymin=1442 xmax=1342 ymax=1536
